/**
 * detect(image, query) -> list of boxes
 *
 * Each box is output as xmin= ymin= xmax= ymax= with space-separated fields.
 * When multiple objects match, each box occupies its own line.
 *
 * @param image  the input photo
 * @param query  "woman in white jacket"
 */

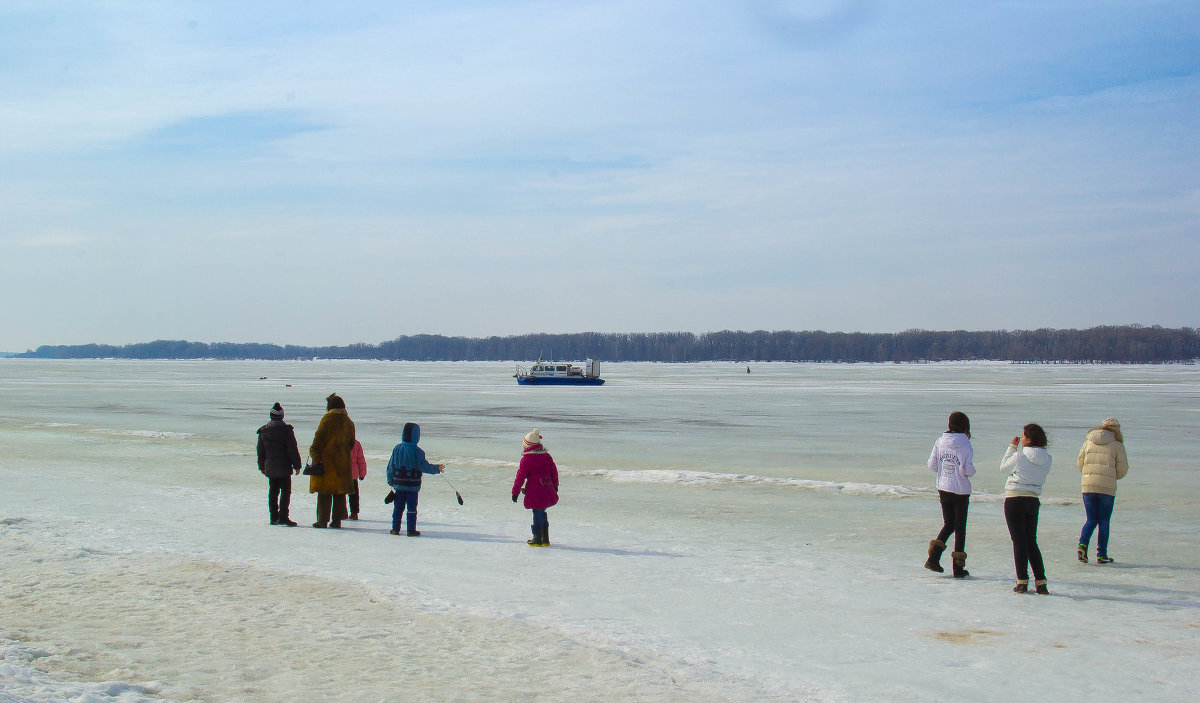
xmin=924 ymin=411 xmax=976 ymax=578
xmin=1002 ymin=424 xmax=1052 ymax=594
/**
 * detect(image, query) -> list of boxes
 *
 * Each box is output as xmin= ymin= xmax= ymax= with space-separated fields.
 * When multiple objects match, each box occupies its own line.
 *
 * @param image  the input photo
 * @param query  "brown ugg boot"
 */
xmin=924 ymin=539 xmax=947 ymax=573
xmin=1013 ymin=579 xmax=1028 ymax=594
xmin=951 ymin=551 xmax=969 ymax=578
xmin=1034 ymin=579 xmax=1049 ymax=595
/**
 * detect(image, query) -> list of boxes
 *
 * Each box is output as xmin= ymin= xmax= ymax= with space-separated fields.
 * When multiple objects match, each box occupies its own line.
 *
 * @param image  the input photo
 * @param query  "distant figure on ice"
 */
xmin=1001 ymin=423 xmax=1052 ymax=594
xmin=1077 ymin=418 xmax=1129 ymax=564
xmin=348 ymin=439 xmax=367 ymax=520
xmin=256 ymin=402 xmax=302 ymax=526
xmin=924 ymin=411 xmax=976 ymax=577
xmin=512 ymin=429 xmax=559 ymax=547
xmin=308 ymin=393 xmax=356 ymax=529
xmin=385 ymin=422 xmax=445 ymax=536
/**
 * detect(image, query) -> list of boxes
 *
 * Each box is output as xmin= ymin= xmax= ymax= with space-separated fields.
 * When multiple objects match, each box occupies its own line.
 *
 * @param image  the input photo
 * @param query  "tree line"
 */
xmin=15 ymin=326 xmax=1200 ymax=363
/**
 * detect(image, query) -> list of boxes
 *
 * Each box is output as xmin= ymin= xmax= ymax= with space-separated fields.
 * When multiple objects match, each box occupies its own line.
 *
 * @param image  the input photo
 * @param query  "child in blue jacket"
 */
xmin=385 ymin=422 xmax=445 ymax=536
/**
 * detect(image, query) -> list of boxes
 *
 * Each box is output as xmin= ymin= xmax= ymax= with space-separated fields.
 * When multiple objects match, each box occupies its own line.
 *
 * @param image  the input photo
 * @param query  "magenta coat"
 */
xmin=512 ymin=447 xmax=559 ymax=510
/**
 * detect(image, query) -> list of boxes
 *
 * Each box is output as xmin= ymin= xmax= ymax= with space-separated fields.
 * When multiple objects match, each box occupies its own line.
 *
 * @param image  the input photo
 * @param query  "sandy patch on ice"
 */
xmin=0 ymin=519 xmax=770 ymax=703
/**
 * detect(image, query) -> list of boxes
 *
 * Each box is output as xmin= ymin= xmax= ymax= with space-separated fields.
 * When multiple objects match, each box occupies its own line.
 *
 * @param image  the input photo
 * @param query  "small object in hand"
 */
xmin=384 ymin=490 xmax=395 ymax=504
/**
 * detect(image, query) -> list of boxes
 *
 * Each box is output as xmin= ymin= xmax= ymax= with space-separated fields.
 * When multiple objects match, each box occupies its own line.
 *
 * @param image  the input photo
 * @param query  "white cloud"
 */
xmin=0 ymin=1 xmax=1197 ymax=348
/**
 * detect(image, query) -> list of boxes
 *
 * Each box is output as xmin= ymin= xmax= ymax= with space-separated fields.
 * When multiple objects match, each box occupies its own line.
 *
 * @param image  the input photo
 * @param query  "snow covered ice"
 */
xmin=1 ymin=360 xmax=1197 ymax=701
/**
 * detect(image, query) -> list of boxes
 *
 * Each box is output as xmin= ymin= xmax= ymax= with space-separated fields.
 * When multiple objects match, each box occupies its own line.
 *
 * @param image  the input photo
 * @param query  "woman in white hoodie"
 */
xmin=1001 ymin=423 xmax=1052 ymax=594
xmin=924 ymin=411 xmax=976 ymax=578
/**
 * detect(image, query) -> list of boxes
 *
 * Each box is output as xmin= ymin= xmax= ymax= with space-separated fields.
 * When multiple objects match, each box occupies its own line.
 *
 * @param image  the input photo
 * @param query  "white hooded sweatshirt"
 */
xmin=928 ymin=432 xmax=976 ymax=495
xmin=1001 ymin=444 xmax=1053 ymax=498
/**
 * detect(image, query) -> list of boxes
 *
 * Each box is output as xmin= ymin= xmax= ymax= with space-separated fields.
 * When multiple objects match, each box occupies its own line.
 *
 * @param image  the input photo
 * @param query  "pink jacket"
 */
xmin=350 ymin=440 xmax=367 ymax=481
xmin=512 ymin=447 xmax=559 ymax=510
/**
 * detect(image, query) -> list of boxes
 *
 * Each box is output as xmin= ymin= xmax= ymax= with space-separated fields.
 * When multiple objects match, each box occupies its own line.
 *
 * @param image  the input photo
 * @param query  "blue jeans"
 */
xmin=1079 ymin=493 xmax=1116 ymax=557
xmin=532 ymin=508 xmax=548 ymax=528
xmin=392 ymin=490 xmax=419 ymax=532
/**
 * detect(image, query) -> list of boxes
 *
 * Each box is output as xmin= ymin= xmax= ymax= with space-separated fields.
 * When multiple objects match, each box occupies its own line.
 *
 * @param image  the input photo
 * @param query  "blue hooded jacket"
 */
xmin=386 ymin=422 xmax=439 ymax=492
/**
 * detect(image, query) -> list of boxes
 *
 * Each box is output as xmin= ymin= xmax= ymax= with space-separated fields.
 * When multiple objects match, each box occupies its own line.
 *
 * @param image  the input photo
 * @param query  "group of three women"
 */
xmin=925 ymin=412 xmax=1130 ymax=594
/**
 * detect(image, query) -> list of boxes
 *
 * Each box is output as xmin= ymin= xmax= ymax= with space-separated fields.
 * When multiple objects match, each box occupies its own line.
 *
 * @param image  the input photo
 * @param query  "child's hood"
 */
xmin=402 ymin=422 xmax=421 ymax=444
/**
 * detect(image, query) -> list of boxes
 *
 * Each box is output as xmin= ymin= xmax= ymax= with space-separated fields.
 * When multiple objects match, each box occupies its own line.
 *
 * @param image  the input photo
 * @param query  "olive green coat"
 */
xmin=308 ymin=409 xmax=356 ymax=495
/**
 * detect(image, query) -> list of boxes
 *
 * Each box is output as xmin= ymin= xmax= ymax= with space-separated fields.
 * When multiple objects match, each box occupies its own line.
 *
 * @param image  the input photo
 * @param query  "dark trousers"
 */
xmin=1004 ymin=496 xmax=1045 ymax=581
xmin=532 ymin=508 xmax=548 ymax=528
xmin=315 ymin=493 xmax=348 ymax=526
xmin=392 ymin=490 xmax=419 ymax=532
xmin=268 ymin=476 xmax=292 ymax=521
xmin=935 ymin=490 xmax=970 ymax=552
xmin=348 ymin=479 xmax=360 ymax=516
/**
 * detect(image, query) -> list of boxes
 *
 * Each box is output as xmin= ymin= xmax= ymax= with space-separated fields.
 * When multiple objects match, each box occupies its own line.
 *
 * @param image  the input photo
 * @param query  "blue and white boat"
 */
xmin=515 ymin=358 xmax=605 ymax=386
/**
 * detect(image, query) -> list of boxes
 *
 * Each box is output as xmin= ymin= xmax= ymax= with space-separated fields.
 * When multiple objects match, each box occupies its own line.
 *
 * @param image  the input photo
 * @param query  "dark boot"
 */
xmin=951 ymin=551 xmax=969 ymax=578
xmin=527 ymin=525 xmax=542 ymax=546
xmin=541 ymin=525 xmax=549 ymax=547
xmin=1034 ymin=579 xmax=1050 ymax=595
xmin=924 ymin=539 xmax=946 ymax=573
xmin=1012 ymin=580 xmax=1028 ymax=594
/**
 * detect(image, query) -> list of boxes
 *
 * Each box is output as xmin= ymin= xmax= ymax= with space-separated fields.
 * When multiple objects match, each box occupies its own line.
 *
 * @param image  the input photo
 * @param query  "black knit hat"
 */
xmin=270 ymin=402 xmax=284 ymax=419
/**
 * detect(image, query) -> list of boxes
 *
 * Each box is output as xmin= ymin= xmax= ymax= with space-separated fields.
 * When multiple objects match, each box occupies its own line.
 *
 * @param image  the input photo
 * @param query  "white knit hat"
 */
xmin=523 ymin=429 xmax=543 ymax=447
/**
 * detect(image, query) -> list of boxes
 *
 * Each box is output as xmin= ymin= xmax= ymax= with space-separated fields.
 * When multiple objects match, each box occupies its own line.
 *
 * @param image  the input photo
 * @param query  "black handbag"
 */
xmin=302 ymin=462 xmax=324 ymax=476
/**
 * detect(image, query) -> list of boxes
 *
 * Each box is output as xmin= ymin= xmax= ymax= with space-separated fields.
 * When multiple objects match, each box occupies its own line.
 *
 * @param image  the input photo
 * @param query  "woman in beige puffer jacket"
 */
xmin=1076 ymin=417 xmax=1128 ymax=564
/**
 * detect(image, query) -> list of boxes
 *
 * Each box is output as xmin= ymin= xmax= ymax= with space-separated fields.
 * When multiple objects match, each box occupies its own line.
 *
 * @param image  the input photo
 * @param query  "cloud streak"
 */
xmin=1 ymin=1 xmax=1197 ymax=350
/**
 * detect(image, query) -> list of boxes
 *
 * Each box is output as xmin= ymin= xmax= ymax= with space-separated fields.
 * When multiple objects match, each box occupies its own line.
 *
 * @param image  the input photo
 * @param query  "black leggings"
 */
xmin=935 ymin=490 xmax=969 ymax=552
xmin=348 ymin=479 xmax=360 ymax=515
xmin=1004 ymin=496 xmax=1045 ymax=581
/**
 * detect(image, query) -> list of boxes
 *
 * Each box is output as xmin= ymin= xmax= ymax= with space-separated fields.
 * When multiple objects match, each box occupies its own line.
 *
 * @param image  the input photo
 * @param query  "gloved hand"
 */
xmin=511 ymin=494 xmax=518 ymax=503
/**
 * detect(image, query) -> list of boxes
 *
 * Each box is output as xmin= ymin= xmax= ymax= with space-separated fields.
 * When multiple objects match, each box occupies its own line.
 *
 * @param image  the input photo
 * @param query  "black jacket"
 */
xmin=256 ymin=419 xmax=303 ymax=477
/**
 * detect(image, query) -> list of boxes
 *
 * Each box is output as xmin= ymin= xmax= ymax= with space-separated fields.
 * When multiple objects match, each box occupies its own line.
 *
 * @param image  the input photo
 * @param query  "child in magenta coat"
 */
xmin=512 ymin=429 xmax=559 ymax=547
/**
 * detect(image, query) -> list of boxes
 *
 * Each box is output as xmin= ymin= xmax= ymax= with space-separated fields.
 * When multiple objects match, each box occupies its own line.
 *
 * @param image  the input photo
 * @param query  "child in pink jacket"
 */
xmin=512 ymin=429 xmax=559 ymax=547
xmin=348 ymin=440 xmax=367 ymax=520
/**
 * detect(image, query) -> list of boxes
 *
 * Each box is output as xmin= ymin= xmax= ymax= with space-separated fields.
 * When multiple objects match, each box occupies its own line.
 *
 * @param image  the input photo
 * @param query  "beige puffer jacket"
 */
xmin=1077 ymin=428 xmax=1129 ymax=496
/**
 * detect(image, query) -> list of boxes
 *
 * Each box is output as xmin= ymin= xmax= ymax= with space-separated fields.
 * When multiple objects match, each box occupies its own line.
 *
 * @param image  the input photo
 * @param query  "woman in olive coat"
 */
xmin=308 ymin=393 xmax=356 ymax=528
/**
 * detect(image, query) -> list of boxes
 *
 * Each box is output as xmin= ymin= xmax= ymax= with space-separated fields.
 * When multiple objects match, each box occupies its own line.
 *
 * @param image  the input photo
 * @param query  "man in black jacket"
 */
xmin=257 ymin=402 xmax=303 ymax=525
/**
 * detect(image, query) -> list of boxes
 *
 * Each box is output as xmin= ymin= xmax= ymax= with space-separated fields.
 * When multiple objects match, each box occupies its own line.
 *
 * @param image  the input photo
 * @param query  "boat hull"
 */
xmin=516 ymin=376 xmax=605 ymax=386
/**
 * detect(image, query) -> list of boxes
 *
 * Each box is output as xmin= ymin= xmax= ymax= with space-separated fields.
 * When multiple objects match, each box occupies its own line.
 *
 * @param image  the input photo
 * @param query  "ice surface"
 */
xmin=1 ymin=360 xmax=1197 ymax=702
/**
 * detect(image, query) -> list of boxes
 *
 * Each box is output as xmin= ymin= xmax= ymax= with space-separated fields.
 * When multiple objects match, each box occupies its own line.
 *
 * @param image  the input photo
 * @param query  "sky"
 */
xmin=1 ymin=0 xmax=1198 ymax=351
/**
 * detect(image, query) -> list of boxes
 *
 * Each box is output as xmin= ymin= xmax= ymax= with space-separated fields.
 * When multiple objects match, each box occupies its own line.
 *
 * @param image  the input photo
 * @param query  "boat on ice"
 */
xmin=514 ymin=358 xmax=605 ymax=386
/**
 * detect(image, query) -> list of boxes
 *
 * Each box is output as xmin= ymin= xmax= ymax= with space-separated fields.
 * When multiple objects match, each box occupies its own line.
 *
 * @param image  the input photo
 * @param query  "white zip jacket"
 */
xmin=928 ymin=432 xmax=976 ymax=495
xmin=1001 ymin=444 xmax=1052 ymax=498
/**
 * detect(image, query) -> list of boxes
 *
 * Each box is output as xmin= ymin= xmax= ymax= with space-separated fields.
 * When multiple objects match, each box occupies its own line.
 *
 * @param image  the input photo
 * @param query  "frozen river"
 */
xmin=1 ymin=360 xmax=1197 ymax=701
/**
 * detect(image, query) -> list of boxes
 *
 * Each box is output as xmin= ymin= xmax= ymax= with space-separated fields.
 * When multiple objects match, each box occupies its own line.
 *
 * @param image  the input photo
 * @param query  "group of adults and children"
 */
xmin=255 ymin=393 xmax=558 ymax=545
xmin=257 ymin=395 xmax=1131 ymax=575
xmin=924 ymin=411 xmax=1130 ymax=594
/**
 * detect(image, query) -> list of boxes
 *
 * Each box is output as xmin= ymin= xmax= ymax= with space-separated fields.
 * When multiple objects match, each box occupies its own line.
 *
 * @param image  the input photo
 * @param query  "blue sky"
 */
xmin=2 ymin=0 xmax=1197 ymax=350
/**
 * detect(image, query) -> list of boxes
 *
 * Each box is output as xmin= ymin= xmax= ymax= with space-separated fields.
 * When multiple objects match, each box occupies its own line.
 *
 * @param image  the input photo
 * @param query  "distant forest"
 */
xmin=15 ymin=326 xmax=1200 ymax=363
